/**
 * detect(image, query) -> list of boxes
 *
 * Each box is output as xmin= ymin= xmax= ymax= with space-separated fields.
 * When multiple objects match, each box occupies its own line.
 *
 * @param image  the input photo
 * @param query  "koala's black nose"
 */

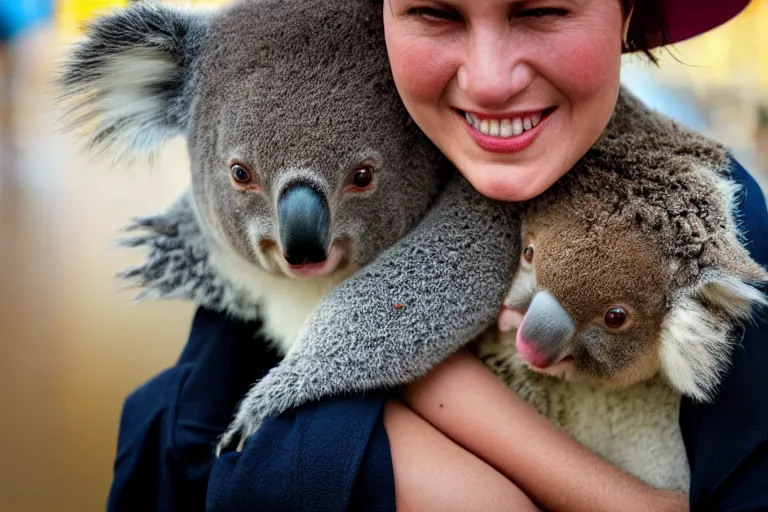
xmin=278 ymin=183 xmax=330 ymax=265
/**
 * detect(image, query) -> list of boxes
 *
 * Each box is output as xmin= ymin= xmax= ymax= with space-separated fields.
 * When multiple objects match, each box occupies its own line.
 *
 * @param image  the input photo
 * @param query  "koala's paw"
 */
xmin=215 ymin=365 xmax=305 ymax=456
xmin=215 ymin=411 xmax=264 ymax=456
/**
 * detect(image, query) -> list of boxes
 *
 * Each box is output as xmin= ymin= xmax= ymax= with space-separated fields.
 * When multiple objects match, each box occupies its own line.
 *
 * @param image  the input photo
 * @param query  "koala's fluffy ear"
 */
xmin=58 ymin=3 xmax=209 ymax=159
xmin=659 ymin=245 xmax=768 ymax=403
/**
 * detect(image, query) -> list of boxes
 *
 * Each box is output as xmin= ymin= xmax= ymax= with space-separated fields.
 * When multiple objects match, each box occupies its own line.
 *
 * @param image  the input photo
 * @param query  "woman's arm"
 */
xmin=384 ymin=399 xmax=538 ymax=512
xmin=401 ymin=350 xmax=688 ymax=512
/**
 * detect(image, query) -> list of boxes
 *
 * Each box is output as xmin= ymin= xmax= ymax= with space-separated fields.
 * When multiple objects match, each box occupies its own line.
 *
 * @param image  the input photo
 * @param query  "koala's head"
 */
xmin=496 ymin=160 xmax=768 ymax=401
xmin=59 ymin=0 xmax=447 ymax=279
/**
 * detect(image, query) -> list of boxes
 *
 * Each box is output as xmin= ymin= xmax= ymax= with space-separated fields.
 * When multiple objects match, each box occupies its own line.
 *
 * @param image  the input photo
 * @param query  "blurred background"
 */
xmin=0 ymin=0 xmax=766 ymax=510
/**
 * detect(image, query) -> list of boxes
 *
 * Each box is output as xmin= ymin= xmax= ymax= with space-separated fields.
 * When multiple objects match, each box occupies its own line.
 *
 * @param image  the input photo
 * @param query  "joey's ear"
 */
xmin=697 ymin=270 xmax=768 ymax=321
xmin=58 ymin=3 xmax=210 ymax=159
xmin=659 ymin=265 xmax=767 ymax=403
xmin=658 ymin=171 xmax=768 ymax=402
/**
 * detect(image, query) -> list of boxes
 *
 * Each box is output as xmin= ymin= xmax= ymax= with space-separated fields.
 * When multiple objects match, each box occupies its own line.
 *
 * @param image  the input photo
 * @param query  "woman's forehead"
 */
xmin=388 ymin=0 xmax=591 ymax=8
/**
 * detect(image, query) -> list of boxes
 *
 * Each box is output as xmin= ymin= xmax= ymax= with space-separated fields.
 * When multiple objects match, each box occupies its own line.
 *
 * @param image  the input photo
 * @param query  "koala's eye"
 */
xmin=230 ymin=163 xmax=252 ymax=184
xmin=604 ymin=307 xmax=628 ymax=329
xmin=345 ymin=162 xmax=375 ymax=193
xmin=352 ymin=167 xmax=373 ymax=189
xmin=523 ymin=245 xmax=534 ymax=264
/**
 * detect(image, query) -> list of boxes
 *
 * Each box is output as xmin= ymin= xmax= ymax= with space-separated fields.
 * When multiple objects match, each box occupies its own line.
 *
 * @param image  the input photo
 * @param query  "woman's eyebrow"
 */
xmin=415 ymin=0 xmax=461 ymax=9
xmin=513 ymin=0 xmax=583 ymax=7
xmin=394 ymin=0 xmax=582 ymax=10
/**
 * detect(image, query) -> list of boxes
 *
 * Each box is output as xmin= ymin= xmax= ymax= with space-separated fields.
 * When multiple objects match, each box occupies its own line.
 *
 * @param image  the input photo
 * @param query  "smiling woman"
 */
xmin=383 ymin=0 xmax=638 ymax=201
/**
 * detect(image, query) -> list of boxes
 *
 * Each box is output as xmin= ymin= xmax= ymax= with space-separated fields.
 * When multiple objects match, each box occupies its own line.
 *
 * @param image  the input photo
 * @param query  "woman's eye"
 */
xmin=230 ymin=163 xmax=252 ymax=184
xmin=516 ymin=8 xmax=569 ymax=18
xmin=408 ymin=7 xmax=462 ymax=22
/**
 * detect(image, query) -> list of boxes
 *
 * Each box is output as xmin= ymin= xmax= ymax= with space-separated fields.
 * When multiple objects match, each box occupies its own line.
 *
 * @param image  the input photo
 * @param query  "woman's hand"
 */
xmin=654 ymin=491 xmax=689 ymax=512
xmin=401 ymin=349 xmax=688 ymax=512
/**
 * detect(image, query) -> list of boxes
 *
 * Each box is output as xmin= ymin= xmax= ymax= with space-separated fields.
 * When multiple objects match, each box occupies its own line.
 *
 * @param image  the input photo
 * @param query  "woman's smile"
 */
xmin=456 ymin=106 xmax=556 ymax=153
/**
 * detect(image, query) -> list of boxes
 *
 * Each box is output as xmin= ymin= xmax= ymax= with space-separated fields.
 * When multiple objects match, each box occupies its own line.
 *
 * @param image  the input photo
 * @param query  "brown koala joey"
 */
xmin=474 ymin=90 xmax=768 ymax=491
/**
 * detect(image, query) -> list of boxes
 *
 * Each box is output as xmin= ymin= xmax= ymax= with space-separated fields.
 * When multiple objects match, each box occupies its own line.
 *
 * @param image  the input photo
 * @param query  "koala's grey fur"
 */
xmin=115 ymin=191 xmax=263 ymax=321
xmin=58 ymin=4 xmax=209 ymax=158
xmin=60 ymin=0 xmax=458 ymax=353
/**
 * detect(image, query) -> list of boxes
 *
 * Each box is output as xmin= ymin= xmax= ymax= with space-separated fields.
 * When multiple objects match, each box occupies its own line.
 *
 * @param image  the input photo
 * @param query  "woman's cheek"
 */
xmin=386 ymin=36 xmax=458 ymax=105
xmin=541 ymin=25 xmax=623 ymax=99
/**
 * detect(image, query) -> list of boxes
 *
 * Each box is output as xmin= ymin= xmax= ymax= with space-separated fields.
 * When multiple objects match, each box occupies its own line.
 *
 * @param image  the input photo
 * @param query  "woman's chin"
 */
xmin=459 ymin=161 xmax=564 ymax=203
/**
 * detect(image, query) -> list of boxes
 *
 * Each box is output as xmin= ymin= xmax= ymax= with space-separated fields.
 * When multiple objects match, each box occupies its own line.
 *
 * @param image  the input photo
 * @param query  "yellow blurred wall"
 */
xmin=55 ymin=0 xmax=225 ymax=39
xmin=652 ymin=0 xmax=768 ymax=89
xmin=56 ymin=0 xmax=127 ymax=39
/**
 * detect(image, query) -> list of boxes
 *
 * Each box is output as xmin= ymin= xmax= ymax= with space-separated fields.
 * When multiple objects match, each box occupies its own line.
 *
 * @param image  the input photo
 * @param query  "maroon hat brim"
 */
xmin=645 ymin=0 xmax=752 ymax=49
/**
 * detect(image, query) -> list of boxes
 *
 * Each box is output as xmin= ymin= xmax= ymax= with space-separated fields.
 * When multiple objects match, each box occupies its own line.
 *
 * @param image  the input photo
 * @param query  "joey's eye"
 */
xmin=604 ymin=308 xmax=627 ymax=329
xmin=523 ymin=245 xmax=534 ymax=264
xmin=230 ymin=163 xmax=252 ymax=184
xmin=351 ymin=166 xmax=374 ymax=189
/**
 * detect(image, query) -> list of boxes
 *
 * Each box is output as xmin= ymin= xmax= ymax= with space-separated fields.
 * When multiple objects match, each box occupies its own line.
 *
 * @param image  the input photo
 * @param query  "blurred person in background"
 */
xmin=0 ymin=0 xmax=54 ymax=189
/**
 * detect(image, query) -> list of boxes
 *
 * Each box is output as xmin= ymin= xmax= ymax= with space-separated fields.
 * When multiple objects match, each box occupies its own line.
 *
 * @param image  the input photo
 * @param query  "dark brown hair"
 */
xmin=621 ymin=0 xmax=669 ymax=64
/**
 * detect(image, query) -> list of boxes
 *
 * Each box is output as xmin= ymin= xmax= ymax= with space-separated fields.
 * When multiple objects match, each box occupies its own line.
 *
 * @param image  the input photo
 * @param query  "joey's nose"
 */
xmin=517 ymin=291 xmax=575 ymax=367
xmin=278 ymin=183 xmax=330 ymax=266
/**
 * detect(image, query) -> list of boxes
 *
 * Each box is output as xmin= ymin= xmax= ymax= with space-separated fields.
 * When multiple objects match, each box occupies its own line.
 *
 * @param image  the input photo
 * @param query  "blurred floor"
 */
xmin=0 ymin=2 xmax=767 ymax=512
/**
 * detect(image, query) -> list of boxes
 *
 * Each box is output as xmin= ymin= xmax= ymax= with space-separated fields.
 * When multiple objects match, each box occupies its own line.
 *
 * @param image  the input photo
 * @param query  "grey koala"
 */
xmin=58 ymin=0 xmax=519 ymax=453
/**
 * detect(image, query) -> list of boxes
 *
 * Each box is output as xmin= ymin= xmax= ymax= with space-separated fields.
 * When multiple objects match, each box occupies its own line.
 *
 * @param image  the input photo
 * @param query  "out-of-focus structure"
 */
xmin=621 ymin=0 xmax=768 ymax=189
xmin=0 ymin=1 xmax=766 ymax=511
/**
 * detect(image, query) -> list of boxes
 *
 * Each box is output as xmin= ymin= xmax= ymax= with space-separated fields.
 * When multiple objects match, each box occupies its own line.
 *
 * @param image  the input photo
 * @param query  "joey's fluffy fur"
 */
xmin=474 ymin=91 xmax=768 ymax=489
xmin=60 ymin=0 xmax=767 ymax=473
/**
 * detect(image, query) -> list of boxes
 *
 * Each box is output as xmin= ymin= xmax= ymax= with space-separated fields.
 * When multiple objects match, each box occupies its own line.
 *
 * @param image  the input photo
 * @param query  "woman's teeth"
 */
xmin=464 ymin=112 xmax=542 ymax=138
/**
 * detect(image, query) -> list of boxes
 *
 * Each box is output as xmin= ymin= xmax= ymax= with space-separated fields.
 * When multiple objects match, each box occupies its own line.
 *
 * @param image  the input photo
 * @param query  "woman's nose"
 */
xmin=457 ymin=38 xmax=534 ymax=108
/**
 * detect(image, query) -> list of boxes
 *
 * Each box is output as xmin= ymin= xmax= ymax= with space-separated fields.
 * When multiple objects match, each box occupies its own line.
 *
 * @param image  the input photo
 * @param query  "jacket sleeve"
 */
xmin=680 ymin=156 xmax=768 ymax=512
xmin=206 ymin=390 xmax=396 ymax=512
xmin=106 ymin=307 xmax=281 ymax=512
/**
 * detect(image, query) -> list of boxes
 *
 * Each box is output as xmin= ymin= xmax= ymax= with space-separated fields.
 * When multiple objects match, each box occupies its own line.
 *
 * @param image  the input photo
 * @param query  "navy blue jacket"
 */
xmin=107 ymin=157 xmax=768 ymax=512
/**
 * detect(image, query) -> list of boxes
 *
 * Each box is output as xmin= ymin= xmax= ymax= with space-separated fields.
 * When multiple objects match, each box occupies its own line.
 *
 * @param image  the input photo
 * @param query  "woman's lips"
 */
xmin=459 ymin=107 xmax=555 ymax=154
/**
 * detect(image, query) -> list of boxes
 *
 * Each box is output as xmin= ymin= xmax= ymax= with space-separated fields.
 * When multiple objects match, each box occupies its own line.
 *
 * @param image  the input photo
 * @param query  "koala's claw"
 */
xmin=216 ymin=408 xmax=262 ymax=457
xmin=215 ymin=415 xmax=264 ymax=456
xmin=215 ymin=366 xmax=305 ymax=457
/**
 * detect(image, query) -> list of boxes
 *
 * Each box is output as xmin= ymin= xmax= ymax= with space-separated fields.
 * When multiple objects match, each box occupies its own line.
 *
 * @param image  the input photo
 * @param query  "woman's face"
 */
xmin=383 ymin=0 xmax=626 ymax=202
